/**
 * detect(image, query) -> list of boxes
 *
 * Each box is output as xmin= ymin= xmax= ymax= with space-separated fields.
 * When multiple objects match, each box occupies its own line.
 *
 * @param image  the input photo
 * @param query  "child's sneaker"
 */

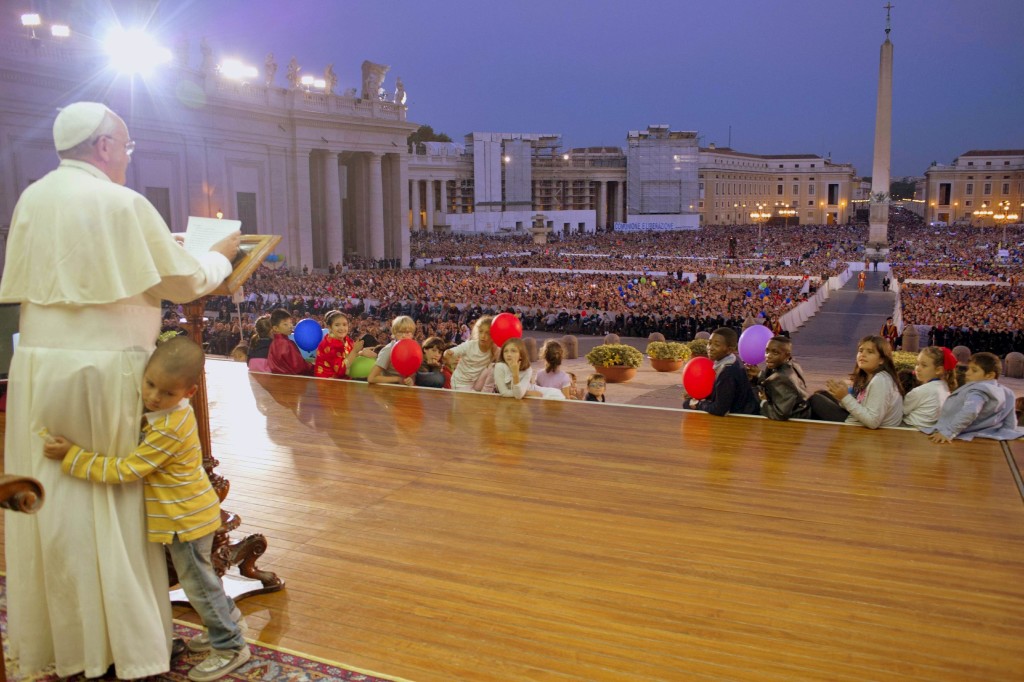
xmin=187 ymin=607 xmax=247 ymax=653
xmin=187 ymin=645 xmax=251 ymax=682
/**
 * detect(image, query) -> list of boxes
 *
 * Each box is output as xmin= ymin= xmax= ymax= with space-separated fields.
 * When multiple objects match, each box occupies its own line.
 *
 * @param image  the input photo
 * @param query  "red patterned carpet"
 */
xmin=0 ymin=577 xmax=396 ymax=682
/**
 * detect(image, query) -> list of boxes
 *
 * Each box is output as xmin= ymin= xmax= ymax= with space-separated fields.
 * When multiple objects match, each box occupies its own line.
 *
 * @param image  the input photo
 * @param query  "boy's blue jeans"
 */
xmin=168 ymin=533 xmax=245 ymax=651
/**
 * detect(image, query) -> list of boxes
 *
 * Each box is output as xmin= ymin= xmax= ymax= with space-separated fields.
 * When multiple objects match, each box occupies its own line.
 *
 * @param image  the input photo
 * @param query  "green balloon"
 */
xmin=347 ymin=356 xmax=375 ymax=380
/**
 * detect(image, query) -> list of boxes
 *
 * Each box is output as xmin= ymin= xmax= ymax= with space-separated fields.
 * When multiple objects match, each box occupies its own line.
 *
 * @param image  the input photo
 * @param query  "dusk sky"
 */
xmin=155 ymin=0 xmax=1023 ymax=178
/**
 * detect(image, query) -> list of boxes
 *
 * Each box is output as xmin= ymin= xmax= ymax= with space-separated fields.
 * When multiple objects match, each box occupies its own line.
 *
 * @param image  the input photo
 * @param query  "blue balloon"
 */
xmin=764 ymin=288 xmax=771 ymax=295
xmin=627 ymin=283 xmax=633 ymax=289
xmin=745 ymin=290 xmax=752 ymax=297
xmin=293 ymin=318 xmax=323 ymax=352
xmin=690 ymin=298 xmax=697 ymax=305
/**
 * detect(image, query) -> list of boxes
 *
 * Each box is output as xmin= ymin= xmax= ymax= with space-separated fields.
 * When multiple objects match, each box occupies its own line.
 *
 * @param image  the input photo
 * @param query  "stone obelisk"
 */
xmin=868 ymin=3 xmax=895 ymax=246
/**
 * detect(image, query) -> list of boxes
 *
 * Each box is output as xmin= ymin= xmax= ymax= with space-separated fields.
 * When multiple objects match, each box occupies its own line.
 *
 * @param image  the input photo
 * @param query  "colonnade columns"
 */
xmin=425 ymin=180 xmax=435 ymax=232
xmin=438 ymin=180 xmax=448 ymax=228
xmin=322 ymin=152 xmax=344 ymax=264
xmin=293 ymin=148 xmax=314 ymax=266
xmin=368 ymin=152 xmax=385 ymax=259
xmin=597 ymin=181 xmax=607 ymax=231
xmin=410 ymin=179 xmax=421 ymax=230
xmin=392 ymin=154 xmax=411 ymax=266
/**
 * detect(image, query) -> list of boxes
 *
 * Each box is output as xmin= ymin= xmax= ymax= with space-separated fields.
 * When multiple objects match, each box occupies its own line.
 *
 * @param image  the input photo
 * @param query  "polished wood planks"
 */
xmin=196 ymin=361 xmax=1023 ymax=681
xmin=3 ymin=359 xmax=1023 ymax=680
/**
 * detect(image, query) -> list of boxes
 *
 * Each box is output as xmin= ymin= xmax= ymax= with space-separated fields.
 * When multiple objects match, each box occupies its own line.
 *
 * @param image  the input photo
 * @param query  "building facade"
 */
xmin=0 ymin=22 xmax=416 ymax=271
xmin=923 ymin=150 xmax=1024 ymax=225
xmin=407 ymin=128 xmax=859 ymax=236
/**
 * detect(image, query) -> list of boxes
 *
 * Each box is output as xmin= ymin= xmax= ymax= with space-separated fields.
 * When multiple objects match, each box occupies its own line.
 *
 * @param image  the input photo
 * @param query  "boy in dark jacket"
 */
xmin=684 ymin=327 xmax=759 ymax=416
xmin=755 ymin=336 xmax=812 ymax=420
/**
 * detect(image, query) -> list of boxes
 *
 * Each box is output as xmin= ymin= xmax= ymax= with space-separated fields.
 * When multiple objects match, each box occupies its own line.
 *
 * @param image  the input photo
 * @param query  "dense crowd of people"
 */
xmin=410 ymin=223 xmax=867 ymax=278
xmin=174 ymin=217 xmax=1024 ymax=362
xmin=888 ymin=222 xmax=1023 ymax=282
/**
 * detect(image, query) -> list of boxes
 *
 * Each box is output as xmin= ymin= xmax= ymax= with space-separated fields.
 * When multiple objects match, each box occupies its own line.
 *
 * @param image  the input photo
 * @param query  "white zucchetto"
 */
xmin=53 ymin=102 xmax=111 ymax=151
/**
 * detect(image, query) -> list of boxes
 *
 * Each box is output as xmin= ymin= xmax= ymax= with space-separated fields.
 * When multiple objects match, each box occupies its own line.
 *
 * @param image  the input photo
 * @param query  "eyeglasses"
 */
xmin=96 ymin=135 xmax=135 ymax=156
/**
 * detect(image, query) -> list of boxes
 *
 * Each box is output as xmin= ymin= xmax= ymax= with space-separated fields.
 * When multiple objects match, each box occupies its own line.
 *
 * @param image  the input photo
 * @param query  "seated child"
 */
xmin=246 ymin=315 xmax=272 ymax=372
xmin=683 ymin=327 xmax=760 ymax=416
xmin=584 ymin=374 xmax=607 ymax=402
xmin=901 ymin=346 xmax=955 ymax=429
xmin=755 ymin=336 xmax=811 ymax=420
xmin=812 ymin=335 xmax=904 ymax=428
xmin=415 ymin=336 xmax=449 ymax=388
xmin=41 ymin=337 xmax=250 ymax=682
xmin=368 ymin=315 xmax=417 ymax=386
xmin=534 ymin=340 xmax=574 ymax=399
xmin=314 ymin=310 xmax=364 ymax=379
xmin=267 ymin=309 xmax=314 ymax=376
xmin=445 ymin=316 xmax=497 ymax=392
xmin=566 ymin=371 xmax=583 ymax=400
xmin=921 ymin=352 xmax=1024 ymax=443
xmin=493 ymin=337 xmax=534 ymax=398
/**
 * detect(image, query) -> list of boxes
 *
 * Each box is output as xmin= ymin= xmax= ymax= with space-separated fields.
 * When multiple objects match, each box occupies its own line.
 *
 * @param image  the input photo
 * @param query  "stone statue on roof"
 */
xmin=286 ymin=57 xmax=300 ymax=89
xmin=265 ymin=53 xmax=277 ymax=87
xmin=324 ymin=64 xmax=338 ymax=95
xmin=394 ymin=77 xmax=407 ymax=105
xmin=360 ymin=60 xmax=389 ymax=100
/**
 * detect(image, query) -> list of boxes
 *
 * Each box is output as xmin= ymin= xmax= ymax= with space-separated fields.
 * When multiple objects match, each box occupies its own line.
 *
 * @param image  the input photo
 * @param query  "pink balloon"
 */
xmin=490 ymin=312 xmax=523 ymax=348
xmin=682 ymin=356 xmax=715 ymax=400
xmin=390 ymin=338 xmax=423 ymax=377
xmin=738 ymin=324 xmax=774 ymax=365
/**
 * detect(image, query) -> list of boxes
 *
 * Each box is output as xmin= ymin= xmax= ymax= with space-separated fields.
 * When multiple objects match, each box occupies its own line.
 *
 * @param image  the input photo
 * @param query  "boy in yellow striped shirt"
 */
xmin=43 ymin=336 xmax=249 ymax=682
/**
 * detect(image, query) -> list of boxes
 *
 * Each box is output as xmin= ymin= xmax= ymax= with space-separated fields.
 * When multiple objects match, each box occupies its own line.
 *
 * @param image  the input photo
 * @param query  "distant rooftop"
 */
xmin=960 ymin=149 xmax=1024 ymax=157
xmin=701 ymin=146 xmax=819 ymax=160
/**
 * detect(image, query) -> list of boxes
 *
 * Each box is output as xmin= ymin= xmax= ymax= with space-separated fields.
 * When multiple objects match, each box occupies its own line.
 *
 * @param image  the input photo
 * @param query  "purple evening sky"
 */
xmin=155 ymin=0 xmax=1022 ymax=178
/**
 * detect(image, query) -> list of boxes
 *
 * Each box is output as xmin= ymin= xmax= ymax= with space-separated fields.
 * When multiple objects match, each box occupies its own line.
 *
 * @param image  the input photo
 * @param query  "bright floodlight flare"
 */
xmin=219 ymin=58 xmax=257 ymax=81
xmin=313 ymin=78 xmax=326 ymax=89
xmin=21 ymin=13 xmax=41 ymax=27
xmin=104 ymin=27 xmax=171 ymax=76
xmin=300 ymin=74 xmax=314 ymax=86
xmin=51 ymin=24 xmax=70 ymax=38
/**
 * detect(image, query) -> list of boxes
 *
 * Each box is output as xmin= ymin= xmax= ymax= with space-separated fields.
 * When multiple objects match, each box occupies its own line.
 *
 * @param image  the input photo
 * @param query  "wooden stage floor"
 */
xmin=6 ymin=358 xmax=1024 ymax=680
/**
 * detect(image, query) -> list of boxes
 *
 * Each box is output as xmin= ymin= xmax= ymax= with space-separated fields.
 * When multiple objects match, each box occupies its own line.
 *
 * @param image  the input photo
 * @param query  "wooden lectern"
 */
xmin=172 ymin=234 xmax=284 ymax=602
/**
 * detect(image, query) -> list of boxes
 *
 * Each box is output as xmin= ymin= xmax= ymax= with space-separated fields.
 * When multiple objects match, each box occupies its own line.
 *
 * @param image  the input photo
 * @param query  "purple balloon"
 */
xmin=738 ymin=324 xmax=774 ymax=364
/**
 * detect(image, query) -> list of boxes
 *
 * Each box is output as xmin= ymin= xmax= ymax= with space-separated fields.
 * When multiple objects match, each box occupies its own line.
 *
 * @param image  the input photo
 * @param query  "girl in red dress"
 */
xmin=314 ymin=310 xmax=363 ymax=379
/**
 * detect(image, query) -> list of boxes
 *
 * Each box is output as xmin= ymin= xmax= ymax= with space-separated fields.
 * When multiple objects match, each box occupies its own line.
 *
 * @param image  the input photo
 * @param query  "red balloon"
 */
xmin=390 ymin=338 xmax=423 ymax=378
xmin=489 ymin=312 xmax=523 ymax=347
xmin=682 ymin=356 xmax=715 ymax=401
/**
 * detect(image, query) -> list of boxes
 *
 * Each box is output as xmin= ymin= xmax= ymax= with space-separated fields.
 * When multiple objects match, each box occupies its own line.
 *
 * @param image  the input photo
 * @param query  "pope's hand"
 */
xmin=211 ymin=231 xmax=241 ymax=262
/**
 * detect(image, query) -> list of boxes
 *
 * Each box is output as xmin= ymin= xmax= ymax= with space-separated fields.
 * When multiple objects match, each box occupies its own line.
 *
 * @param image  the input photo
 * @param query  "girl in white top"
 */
xmin=825 ymin=335 xmax=904 ymax=429
xmin=494 ymin=337 xmax=537 ymax=399
xmin=446 ymin=315 xmax=498 ymax=391
xmin=902 ymin=346 xmax=955 ymax=429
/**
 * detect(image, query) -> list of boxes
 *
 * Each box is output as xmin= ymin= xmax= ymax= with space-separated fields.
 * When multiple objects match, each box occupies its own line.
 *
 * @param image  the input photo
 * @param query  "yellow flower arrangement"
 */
xmin=585 ymin=343 xmax=643 ymax=368
xmin=646 ymin=341 xmax=692 ymax=362
xmin=892 ymin=350 xmax=918 ymax=372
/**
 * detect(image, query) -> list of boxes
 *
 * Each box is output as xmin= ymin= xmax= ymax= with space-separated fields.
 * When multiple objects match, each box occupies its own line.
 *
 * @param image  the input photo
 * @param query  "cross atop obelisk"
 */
xmin=867 ymin=3 xmax=895 ymax=248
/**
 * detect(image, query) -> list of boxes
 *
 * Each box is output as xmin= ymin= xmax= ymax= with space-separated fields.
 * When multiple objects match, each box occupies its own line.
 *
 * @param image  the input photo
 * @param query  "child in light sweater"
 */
xmin=922 ymin=352 xmax=1024 ymax=443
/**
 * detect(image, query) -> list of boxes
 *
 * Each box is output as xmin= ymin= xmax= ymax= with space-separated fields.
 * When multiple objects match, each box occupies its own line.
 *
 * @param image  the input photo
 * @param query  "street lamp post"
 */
xmin=993 ymin=200 xmax=1019 ymax=248
xmin=750 ymin=203 xmax=771 ymax=252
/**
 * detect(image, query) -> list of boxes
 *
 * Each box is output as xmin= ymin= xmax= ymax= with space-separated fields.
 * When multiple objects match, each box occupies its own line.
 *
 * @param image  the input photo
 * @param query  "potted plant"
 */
xmin=892 ymin=351 xmax=917 ymax=372
xmin=646 ymin=341 xmax=692 ymax=372
xmin=687 ymin=338 xmax=709 ymax=360
xmin=585 ymin=343 xmax=643 ymax=383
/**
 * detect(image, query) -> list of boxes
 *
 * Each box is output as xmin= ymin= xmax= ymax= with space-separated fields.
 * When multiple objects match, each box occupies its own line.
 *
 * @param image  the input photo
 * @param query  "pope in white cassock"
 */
xmin=0 ymin=102 xmax=239 ymax=679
